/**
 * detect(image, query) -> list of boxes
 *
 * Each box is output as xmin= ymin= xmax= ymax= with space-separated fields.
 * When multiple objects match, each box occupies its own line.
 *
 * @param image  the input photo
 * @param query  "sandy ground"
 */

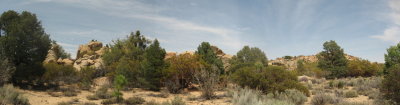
xmin=20 ymin=88 xmax=231 ymax=105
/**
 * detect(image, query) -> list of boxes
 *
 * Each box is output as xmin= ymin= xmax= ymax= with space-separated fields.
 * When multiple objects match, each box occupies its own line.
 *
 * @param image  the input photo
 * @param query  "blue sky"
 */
xmin=1 ymin=0 xmax=399 ymax=62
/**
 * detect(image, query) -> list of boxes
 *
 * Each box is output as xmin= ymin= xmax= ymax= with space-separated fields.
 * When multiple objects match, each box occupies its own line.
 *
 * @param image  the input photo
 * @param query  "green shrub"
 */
xmin=124 ymin=97 xmax=145 ymax=105
xmin=113 ymin=74 xmax=127 ymax=102
xmin=0 ymin=84 xmax=30 ymax=105
xmin=42 ymin=62 xmax=78 ymax=85
xmin=78 ymin=67 xmax=96 ymax=90
xmin=344 ymin=90 xmax=358 ymax=98
xmin=381 ymin=65 xmax=400 ymax=104
xmin=163 ymin=54 xmax=200 ymax=94
xmin=231 ymin=66 xmax=310 ymax=96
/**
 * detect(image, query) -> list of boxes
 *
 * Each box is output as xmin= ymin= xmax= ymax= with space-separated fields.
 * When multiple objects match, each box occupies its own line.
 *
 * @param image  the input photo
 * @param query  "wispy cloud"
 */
xmin=371 ymin=0 xmax=400 ymax=43
xmin=27 ymin=0 xmax=246 ymax=51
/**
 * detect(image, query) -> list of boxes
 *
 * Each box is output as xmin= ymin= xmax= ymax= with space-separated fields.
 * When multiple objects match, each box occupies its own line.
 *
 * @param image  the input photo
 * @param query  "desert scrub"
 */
xmin=87 ymin=86 xmax=112 ymax=100
xmin=344 ymin=90 xmax=358 ymax=98
xmin=232 ymin=87 xmax=295 ymax=105
xmin=162 ymin=96 xmax=186 ymax=105
xmin=271 ymin=89 xmax=308 ymax=105
xmin=0 ymin=84 xmax=30 ymax=105
xmin=124 ymin=97 xmax=145 ymax=105
xmin=328 ymin=80 xmax=345 ymax=89
xmin=311 ymin=92 xmax=340 ymax=105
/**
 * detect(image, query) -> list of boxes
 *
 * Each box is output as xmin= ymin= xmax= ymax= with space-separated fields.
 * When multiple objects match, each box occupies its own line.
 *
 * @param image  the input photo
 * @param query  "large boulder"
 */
xmin=73 ymin=41 xmax=106 ymax=71
xmin=43 ymin=44 xmax=58 ymax=64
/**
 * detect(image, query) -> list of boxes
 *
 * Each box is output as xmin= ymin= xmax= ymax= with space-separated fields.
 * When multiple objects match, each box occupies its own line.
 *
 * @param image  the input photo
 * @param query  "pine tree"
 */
xmin=143 ymin=39 xmax=166 ymax=91
xmin=317 ymin=40 xmax=348 ymax=78
xmin=196 ymin=42 xmax=224 ymax=74
xmin=384 ymin=43 xmax=400 ymax=74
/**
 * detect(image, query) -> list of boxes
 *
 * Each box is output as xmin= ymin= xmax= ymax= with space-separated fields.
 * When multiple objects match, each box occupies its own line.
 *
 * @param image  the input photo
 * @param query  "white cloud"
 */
xmin=57 ymin=42 xmax=77 ymax=47
xmin=371 ymin=0 xmax=400 ymax=43
xmin=371 ymin=26 xmax=400 ymax=43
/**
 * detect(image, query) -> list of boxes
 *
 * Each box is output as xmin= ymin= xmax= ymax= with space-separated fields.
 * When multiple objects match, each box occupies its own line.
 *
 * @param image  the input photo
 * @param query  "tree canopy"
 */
xmin=317 ymin=40 xmax=348 ymax=78
xmin=0 ymin=10 xmax=51 ymax=84
xmin=196 ymin=42 xmax=224 ymax=74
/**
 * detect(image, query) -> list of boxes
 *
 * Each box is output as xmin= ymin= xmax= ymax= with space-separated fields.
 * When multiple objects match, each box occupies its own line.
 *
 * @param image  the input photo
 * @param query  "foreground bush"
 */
xmin=163 ymin=53 xmax=200 ymax=94
xmin=272 ymin=89 xmax=307 ymax=105
xmin=124 ymin=97 xmax=145 ymax=105
xmin=0 ymin=84 xmax=30 ymax=105
xmin=311 ymin=92 xmax=340 ymax=105
xmin=42 ymin=62 xmax=78 ymax=85
xmin=231 ymin=87 xmax=295 ymax=105
xmin=231 ymin=66 xmax=309 ymax=96
xmin=381 ymin=65 xmax=400 ymax=104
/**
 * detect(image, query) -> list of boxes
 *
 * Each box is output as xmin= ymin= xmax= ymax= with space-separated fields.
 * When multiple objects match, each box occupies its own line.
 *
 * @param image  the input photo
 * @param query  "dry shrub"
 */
xmin=0 ymin=84 xmax=30 ymax=105
xmin=194 ymin=66 xmax=220 ymax=99
xmin=344 ymin=90 xmax=358 ymax=98
xmin=124 ymin=97 xmax=145 ymax=105
xmin=232 ymin=87 xmax=295 ymax=105
xmin=311 ymin=92 xmax=341 ymax=105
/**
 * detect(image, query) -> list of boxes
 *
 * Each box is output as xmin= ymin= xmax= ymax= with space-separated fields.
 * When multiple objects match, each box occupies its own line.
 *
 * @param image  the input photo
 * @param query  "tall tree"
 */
xmin=0 ymin=10 xmax=51 ymax=84
xmin=143 ymin=39 xmax=166 ymax=91
xmin=384 ymin=43 xmax=400 ymax=74
xmin=196 ymin=42 xmax=224 ymax=74
xmin=317 ymin=40 xmax=348 ymax=78
xmin=229 ymin=46 xmax=268 ymax=73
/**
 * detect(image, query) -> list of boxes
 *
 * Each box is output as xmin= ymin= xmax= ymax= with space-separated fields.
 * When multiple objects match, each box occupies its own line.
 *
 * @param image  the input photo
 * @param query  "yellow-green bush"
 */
xmin=42 ymin=62 xmax=77 ymax=85
xmin=231 ymin=66 xmax=309 ymax=96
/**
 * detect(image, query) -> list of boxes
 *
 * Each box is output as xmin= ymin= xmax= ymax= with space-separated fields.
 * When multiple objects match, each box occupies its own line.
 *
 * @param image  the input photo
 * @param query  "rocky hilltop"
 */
xmin=269 ymin=54 xmax=360 ymax=70
xmin=73 ymin=41 xmax=107 ymax=71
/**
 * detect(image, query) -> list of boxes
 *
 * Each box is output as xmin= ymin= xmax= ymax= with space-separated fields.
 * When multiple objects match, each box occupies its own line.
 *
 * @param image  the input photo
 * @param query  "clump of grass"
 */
xmin=124 ymin=97 xmax=145 ymax=105
xmin=144 ymin=100 xmax=160 ymax=105
xmin=311 ymin=92 xmax=340 ymax=105
xmin=231 ymin=87 xmax=295 ymax=105
xmin=344 ymin=90 xmax=358 ymax=98
xmin=101 ymin=98 xmax=117 ymax=105
xmin=162 ymin=97 xmax=186 ymax=105
xmin=272 ymin=89 xmax=307 ymax=105
xmin=0 ymin=84 xmax=30 ymax=105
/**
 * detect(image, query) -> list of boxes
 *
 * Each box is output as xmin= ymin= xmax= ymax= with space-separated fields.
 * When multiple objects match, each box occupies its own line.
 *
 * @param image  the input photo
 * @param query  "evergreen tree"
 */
xmin=317 ymin=40 xmax=348 ymax=78
xmin=143 ymin=39 xmax=166 ymax=91
xmin=0 ymin=10 xmax=51 ymax=84
xmin=195 ymin=42 xmax=224 ymax=74
xmin=384 ymin=43 xmax=400 ymax=74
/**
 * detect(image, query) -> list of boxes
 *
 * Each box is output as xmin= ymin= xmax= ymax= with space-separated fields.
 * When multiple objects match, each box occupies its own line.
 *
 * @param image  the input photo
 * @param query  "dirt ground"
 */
xmin=20 ymin=88 xmax=232 ymax=105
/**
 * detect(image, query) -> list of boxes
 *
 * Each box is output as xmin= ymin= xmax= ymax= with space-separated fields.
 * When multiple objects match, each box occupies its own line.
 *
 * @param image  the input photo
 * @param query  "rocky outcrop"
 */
xmin=43 ymin=44 xmax=74 ymax=66
xmin=73 ymin=41 xmax=106 ymax=71
xmin=269 ymin=54 xmax=360 ymax=70
xmin=211 ymin=46 xmax=232 ymax=70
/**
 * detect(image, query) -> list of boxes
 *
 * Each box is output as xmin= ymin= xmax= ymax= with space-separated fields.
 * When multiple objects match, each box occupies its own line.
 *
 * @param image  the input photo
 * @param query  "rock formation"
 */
xmin=73 ymin=40 xmax=107 ymax=71
xmin=43 ymin=44 xmax=74 ymax=66
xmin=269 ymin=54 xmax=360 ymax=70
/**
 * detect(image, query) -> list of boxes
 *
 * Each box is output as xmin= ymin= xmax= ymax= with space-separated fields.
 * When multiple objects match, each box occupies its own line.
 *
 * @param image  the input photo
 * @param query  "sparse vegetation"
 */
xmin=0 ymin=84 xmax=30 ymax=105
xmin=124 ymin=97 xmax=145 ymax=105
